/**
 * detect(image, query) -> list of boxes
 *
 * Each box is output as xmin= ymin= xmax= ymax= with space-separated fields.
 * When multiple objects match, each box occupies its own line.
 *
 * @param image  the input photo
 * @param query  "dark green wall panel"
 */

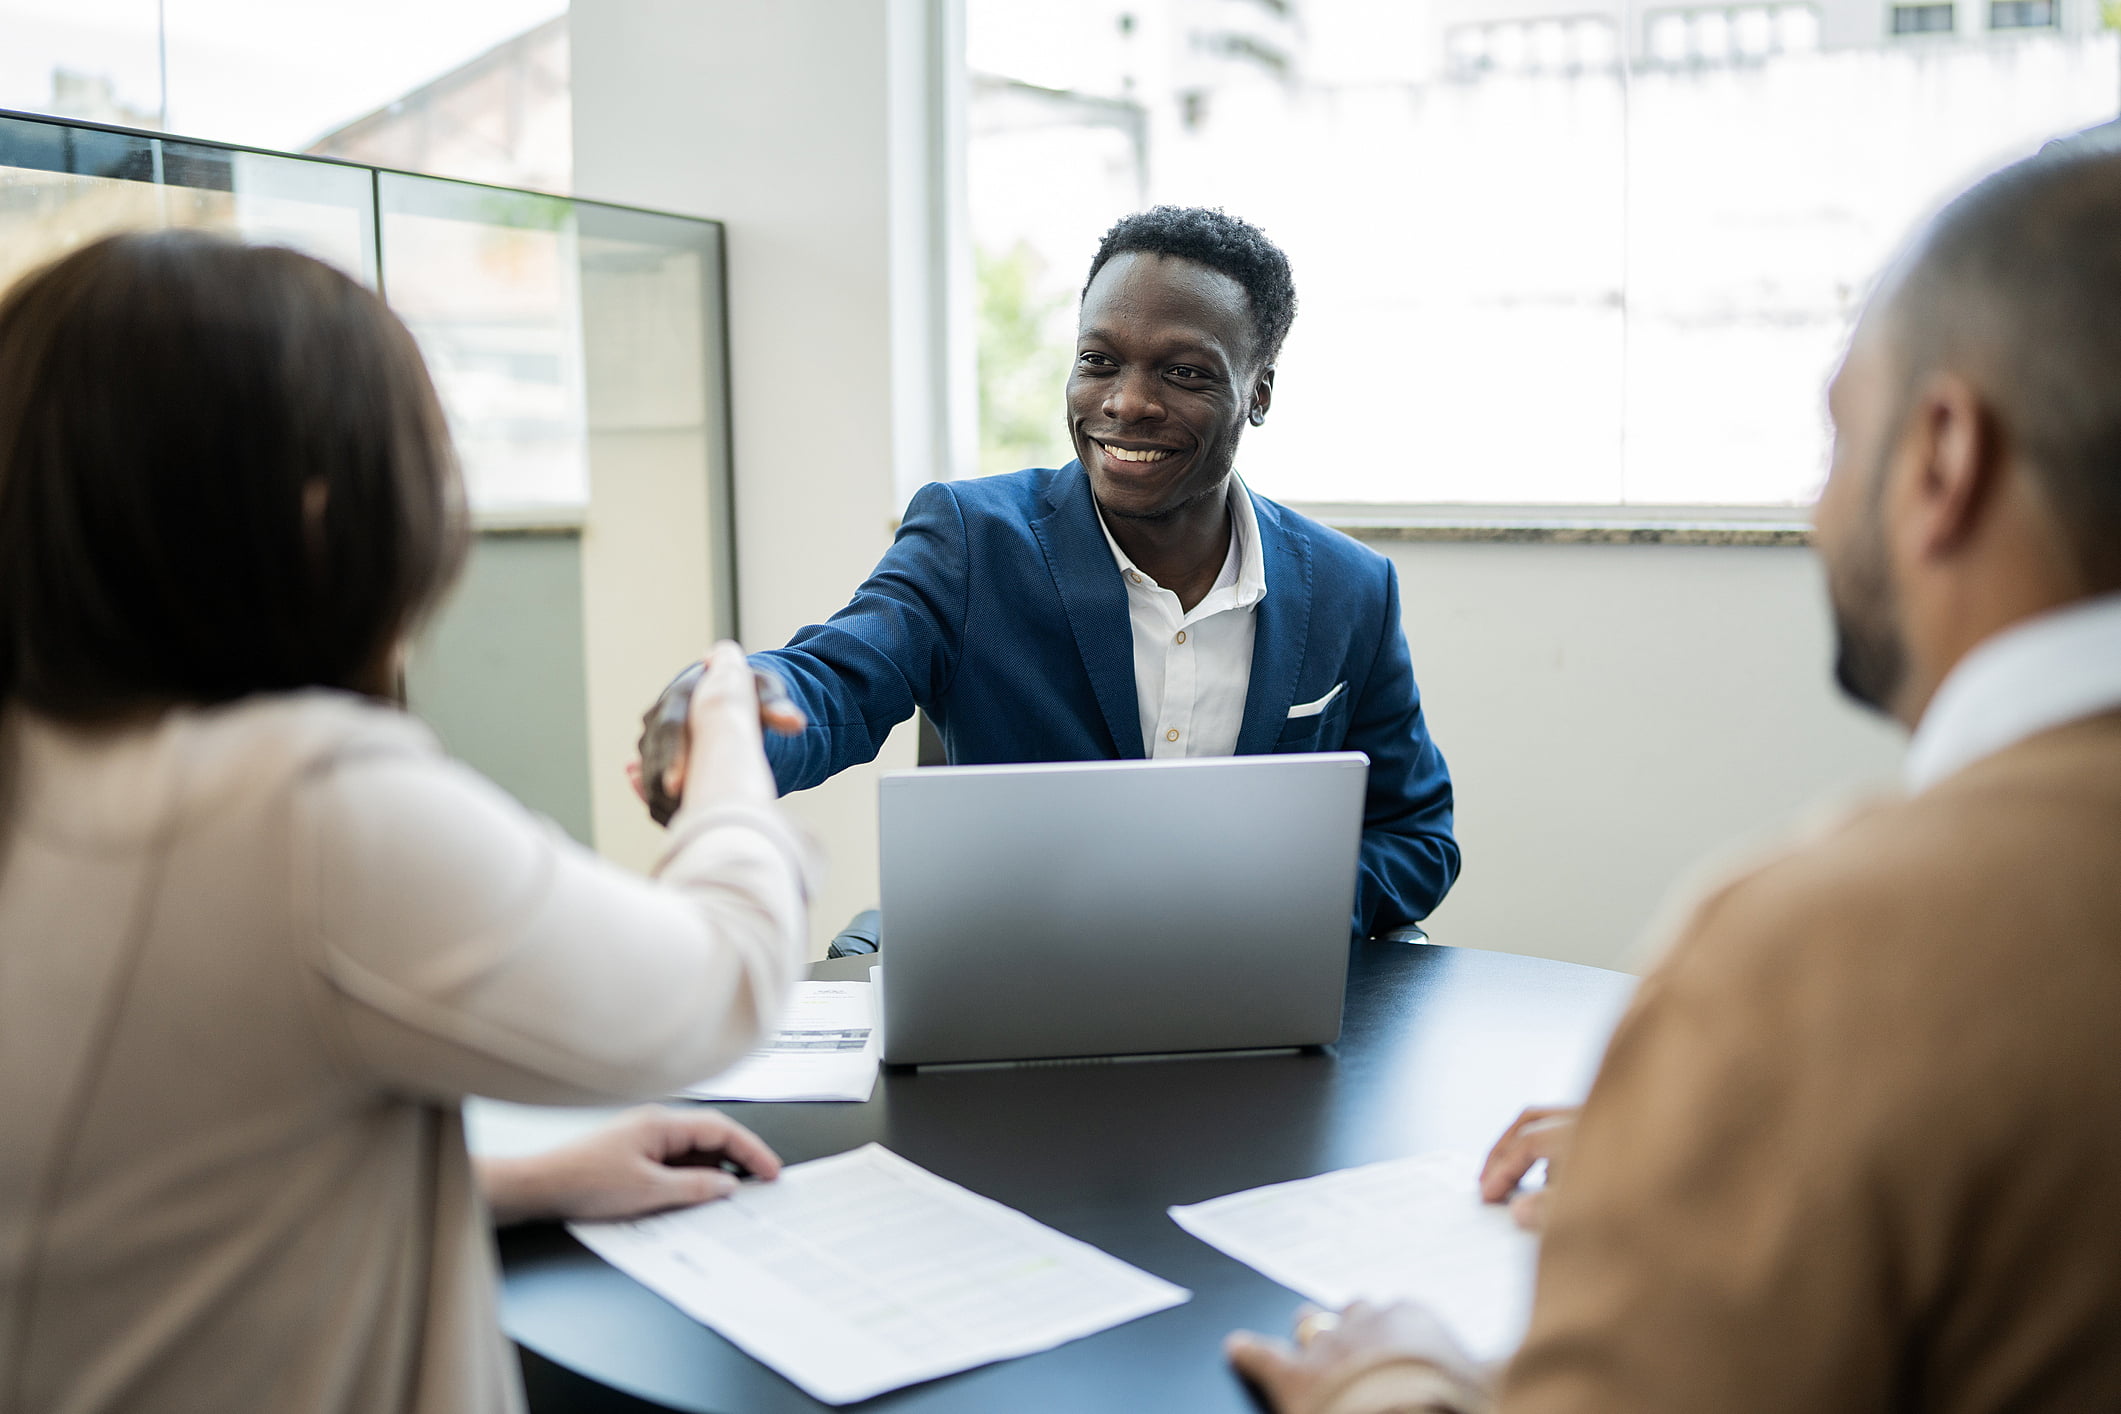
xmin=405 ymin=531 xmax=595 ymax=846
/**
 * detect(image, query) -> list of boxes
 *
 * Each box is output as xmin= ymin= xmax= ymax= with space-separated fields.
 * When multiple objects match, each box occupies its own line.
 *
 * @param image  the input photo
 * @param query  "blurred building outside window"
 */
xmin=1890 ymin=4 xmax=1960 ymax=33
xmin=965 ymin=0 xmax=2121 ymax=510
xmin=1990 ymin=0 xmax=2060 ymax=26
xmin=0 ymin=1 xmax=569 ymax=191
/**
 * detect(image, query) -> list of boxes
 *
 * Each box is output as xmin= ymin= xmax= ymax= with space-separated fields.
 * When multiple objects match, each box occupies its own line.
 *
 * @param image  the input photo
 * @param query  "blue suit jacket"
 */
xmin=754 ymin=464 xmax=1460 ymax=937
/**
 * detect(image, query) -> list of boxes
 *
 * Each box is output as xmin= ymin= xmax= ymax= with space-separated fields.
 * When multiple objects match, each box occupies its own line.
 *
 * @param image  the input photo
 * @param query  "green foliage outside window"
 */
xmin=977 ymin=242 xmax=1074 ymax=477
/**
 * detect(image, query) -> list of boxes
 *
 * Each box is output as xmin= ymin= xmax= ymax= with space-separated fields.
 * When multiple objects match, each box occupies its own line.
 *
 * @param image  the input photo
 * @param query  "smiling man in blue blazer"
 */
xmin=751 ymin=207 xmax=1458 ymax=939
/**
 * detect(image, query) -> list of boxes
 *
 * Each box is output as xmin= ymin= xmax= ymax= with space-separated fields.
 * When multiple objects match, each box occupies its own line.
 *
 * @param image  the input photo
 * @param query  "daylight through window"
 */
xmin=967 ymin=0 xmax=2121 ymax=508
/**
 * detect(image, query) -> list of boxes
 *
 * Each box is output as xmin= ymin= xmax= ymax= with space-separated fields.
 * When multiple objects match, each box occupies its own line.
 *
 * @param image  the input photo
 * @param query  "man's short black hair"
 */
xmin=1083 ymin=206 xmax=1298 ymax=367
xmin=1891 ymin=124 xmax=2121 ymax=588
xmin=0 ymin=231 xmax=467 ymax=719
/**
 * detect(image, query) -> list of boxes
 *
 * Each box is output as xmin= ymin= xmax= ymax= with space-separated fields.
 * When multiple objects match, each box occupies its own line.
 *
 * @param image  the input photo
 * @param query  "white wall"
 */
xmin=1391 ymin=540 xmax=1905 ymax=972
xmin=571 ymin=0 xmax=945 ymax=952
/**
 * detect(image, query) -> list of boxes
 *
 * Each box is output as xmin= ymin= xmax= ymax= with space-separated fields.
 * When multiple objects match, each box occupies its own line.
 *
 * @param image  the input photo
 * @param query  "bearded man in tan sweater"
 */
xmin=1226 ymin=129 xmax=2121 ymax=1414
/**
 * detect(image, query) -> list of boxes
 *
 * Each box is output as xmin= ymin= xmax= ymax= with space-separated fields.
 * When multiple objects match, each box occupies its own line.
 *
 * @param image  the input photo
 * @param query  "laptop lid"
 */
xmin=878 ymin=753 xmax=1368 ymax=1065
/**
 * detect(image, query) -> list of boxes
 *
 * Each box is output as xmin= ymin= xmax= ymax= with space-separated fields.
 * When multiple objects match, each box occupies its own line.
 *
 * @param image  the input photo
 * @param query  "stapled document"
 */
xmin=681 ymin=980 xmax=880 ymax=1103
xmin=571 ymin=1143 xmax=1189 ymax=1404
xmin=1168 ymin=1151 xmax=1537 ymax=1360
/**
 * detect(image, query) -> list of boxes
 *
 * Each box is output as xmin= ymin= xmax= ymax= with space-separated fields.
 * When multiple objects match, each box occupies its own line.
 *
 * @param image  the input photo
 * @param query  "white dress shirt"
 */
xmin=1096 ymin=478 xmax=1269 ymax=758
xmin=1905 ymin=591 xmax=2121 ymax=792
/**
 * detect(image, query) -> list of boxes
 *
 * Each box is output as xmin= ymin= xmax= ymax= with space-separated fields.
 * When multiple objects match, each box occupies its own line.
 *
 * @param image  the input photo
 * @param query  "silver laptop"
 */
xmin=877 ymin=753 xmax=1369 ymax=1065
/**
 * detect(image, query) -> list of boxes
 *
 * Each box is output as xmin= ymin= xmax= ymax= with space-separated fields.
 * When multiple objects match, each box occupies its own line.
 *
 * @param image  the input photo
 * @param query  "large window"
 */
xmin=967 ymin=0 xmax=2120 ymax=510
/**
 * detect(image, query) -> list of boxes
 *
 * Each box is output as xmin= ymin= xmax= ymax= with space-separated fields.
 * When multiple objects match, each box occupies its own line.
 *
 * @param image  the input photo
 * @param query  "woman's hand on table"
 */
xmin=477 ymin=1106 xmax=782 ymax=1227
xmin=1226 ymin=1300 xmax=1489 ymax=1414
xmin=1478 ymin=1104 xmax=1579 ymax=1232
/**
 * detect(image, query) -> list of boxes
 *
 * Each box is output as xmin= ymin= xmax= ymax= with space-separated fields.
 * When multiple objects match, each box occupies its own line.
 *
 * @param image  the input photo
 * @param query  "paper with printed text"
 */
xmin=572 ymin=1143 xmax=1190 ymax=1404
xmin=1169 ymin=1151 xmax=1537 ymax=1360
xmin=681 ymin=980 xmax=879 ymax=1103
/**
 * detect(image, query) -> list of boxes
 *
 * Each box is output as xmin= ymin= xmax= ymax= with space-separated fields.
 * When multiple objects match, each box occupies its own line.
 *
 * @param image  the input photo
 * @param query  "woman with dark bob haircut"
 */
xmin=0 ymin=231 xmax=811 ymax=1414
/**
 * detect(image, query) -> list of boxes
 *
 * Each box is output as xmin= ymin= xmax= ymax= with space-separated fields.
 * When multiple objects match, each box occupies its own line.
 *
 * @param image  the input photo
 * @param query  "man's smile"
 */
xmin=1090 ymin=436 xmax=1187 ymax=467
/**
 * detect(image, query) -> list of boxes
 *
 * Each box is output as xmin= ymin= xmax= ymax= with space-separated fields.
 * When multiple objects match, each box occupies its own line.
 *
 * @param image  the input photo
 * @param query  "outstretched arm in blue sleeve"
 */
xmin=750 ymin=481 xmax=970 ymax=796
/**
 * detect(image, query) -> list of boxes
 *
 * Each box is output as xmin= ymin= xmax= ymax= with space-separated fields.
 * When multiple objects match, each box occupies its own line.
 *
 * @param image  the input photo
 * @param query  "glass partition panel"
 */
xmin=575 ymin=202 xmax=734 ymax=627
xmin=569 ymin=201 xmax=734 ymax=868
xmin=0 ymin=110 xmax=377 ymax=291
xmin=378 ymin=171 xmax=589 ymax=515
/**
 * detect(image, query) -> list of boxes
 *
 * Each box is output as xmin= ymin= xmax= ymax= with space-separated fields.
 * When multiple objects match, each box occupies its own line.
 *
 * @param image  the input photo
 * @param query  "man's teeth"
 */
xmin=1104 ymin=445 xmax=1173 ymax=463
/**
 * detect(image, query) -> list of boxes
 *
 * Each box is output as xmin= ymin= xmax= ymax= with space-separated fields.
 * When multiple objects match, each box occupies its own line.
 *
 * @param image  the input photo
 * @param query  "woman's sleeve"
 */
xmin=290 ymin=736 xmax=813 ymax=1106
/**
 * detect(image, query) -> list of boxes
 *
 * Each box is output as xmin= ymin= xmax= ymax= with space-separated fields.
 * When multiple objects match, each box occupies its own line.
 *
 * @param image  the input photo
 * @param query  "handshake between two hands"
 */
xmin=626 ymin=642 xmax=807 ymax=825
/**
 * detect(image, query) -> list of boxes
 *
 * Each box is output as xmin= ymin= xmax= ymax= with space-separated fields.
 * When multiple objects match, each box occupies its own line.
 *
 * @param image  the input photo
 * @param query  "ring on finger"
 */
xmin=1295 ymin=1310 xmax=1340 ymax=1346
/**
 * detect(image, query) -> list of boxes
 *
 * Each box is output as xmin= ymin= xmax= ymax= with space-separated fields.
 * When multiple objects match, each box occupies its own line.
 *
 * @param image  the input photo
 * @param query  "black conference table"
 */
xmin=500 ymin=941 xmax=1635 ymax=1413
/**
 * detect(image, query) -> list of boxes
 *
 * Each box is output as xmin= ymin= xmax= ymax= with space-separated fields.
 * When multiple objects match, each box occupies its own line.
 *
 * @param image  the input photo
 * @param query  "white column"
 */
xmin=572 ymin=0 xmax=967 ymax=952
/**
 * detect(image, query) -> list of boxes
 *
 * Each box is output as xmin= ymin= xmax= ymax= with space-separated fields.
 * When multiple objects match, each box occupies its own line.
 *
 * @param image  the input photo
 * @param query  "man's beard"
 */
xmin=1093 ymin=457 xmax=1236 ymax=523
xmin=1828 ymin=498 xmax=1908 ymax=715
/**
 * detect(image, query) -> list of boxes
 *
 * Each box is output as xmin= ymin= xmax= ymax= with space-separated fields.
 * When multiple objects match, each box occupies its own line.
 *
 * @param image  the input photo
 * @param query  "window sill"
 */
xmin=473 ymin=508 xmax=587 ymax=535
xmin=1289 ymin=503 xmax=1812 ymax=547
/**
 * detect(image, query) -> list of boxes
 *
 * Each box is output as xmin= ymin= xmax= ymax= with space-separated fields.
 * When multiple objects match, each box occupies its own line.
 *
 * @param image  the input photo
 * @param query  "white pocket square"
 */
xmin=1286 ymin=682 xmax=1346 ymax=719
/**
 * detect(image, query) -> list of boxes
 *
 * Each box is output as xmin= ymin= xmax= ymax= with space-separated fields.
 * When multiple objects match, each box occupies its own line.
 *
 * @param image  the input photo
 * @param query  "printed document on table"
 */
xmin=571 ymin=1143 xmax=1189 ymax=1405
xmin=681 ymin=980 xmax=879 ymax=1103
xmin=1168 ymin=1151 xmax=1537 ymax=1360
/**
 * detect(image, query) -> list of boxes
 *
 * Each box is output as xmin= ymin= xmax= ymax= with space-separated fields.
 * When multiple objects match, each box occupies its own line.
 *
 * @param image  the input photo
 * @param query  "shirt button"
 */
xmin=1174 ymin=630 xmax=1187 ymax=645
xmin=1126 ymin=570 xmax=1143 ymax=584
xmin=1165 ymin=728 xmax=1180 ymax=742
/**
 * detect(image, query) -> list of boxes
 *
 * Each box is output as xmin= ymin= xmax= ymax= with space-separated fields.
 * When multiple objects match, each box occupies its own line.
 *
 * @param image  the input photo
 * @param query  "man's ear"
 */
xmin=1248 ymin=366 xmax=1276 ymax=427
xmin=1897 ymin=371 xmax=2000 ymax=566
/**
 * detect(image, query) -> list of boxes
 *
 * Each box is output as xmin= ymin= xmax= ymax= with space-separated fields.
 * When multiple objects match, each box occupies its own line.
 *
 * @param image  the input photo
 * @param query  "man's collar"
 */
xmin=1905 ymin=590 xmax=2121 ymax=791
xmin=1092 ymin=475 xmax=1268 ymax=607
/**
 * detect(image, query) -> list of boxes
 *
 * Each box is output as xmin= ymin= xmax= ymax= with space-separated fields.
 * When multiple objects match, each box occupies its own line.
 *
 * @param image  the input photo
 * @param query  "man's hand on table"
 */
xmin=1478 ymin=1104 xmax=1579 ymax=1233
xmin=477 ymin=1106 xmax=782 ymax=1227
xmin=1222 ymin=1105 xmax=1583 ymax=1411
xmin=1227 ymin=1301 xmax=1490 ymax=1414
